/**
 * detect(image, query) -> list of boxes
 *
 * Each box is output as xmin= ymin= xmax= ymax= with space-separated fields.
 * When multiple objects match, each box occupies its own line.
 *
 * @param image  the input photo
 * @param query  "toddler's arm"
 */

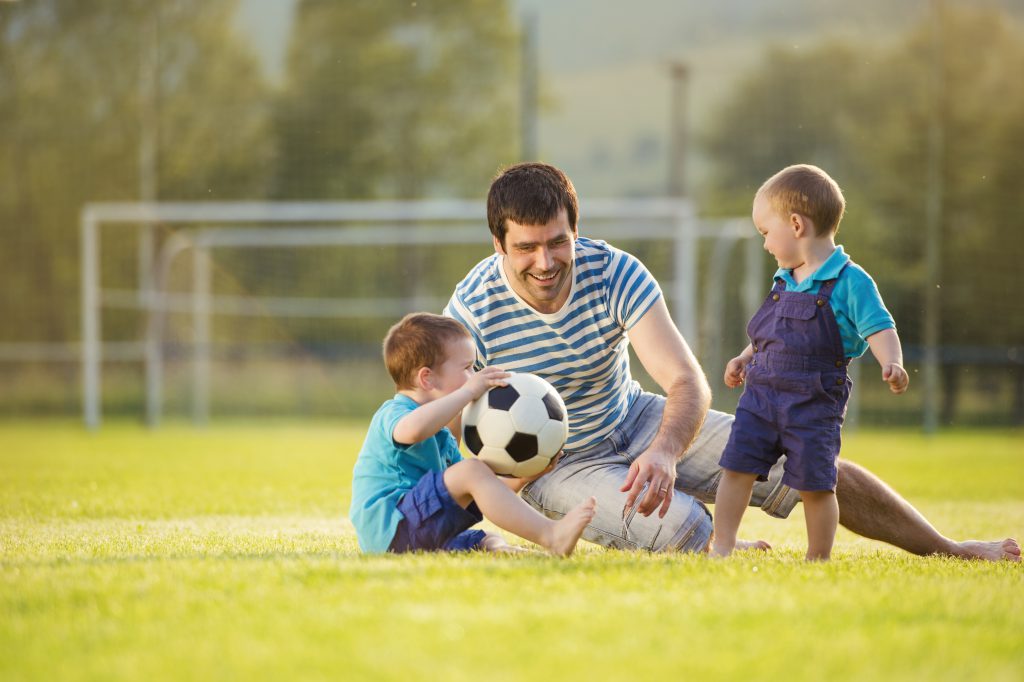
xmin=866 ymin=328 xmax=909 ymax=394
xmin=393 ymin=367 xmax=509 ymax=444
xmin=723 ymin=344 xmax=754 ymax=388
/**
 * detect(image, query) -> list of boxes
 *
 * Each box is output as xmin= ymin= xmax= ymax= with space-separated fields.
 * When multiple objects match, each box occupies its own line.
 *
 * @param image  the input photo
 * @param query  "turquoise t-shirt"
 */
xmin=349 ymin=394 xmax=464 ymax=553
xmin=772 ymin=245 xmax=895 ymax=358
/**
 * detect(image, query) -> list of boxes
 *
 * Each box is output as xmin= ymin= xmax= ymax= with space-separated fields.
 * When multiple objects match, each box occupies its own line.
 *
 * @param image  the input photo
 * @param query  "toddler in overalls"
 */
xmin=711 ymin=164 xmax=910 ymax=561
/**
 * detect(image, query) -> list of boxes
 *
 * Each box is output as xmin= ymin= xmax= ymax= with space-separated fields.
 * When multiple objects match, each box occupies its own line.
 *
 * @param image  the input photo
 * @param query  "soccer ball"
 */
xmin=461 ymin=372 xmax=569 ymax=477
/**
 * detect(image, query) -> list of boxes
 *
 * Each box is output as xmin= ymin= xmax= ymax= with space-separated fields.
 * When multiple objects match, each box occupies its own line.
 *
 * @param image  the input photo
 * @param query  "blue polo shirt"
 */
xmin=349 ymin=394 xmax=464 ymax=553
xmin=773 ymin=245 xmax=895 ymax=358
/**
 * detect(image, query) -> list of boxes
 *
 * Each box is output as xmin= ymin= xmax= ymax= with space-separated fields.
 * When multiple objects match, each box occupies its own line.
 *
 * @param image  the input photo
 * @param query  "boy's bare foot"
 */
xmin=946 ymin=538 xmax=1021 ymax=562
xmin=545 ymin=496 xmax=597 ymax=557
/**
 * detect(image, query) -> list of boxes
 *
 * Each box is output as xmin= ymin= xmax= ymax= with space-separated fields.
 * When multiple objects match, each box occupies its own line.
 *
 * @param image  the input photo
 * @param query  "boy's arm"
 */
xmin=866 ymin=328 xmax=909 ymax=394
xmin=392 ymin=387 xmax=476 ymax=445
xmin=392 ymin=366 xmax=510 ymax=445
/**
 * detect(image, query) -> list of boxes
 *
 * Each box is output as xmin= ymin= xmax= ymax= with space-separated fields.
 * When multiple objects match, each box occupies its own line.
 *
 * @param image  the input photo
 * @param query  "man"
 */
xmin=444 ymin=161 xmax=1019 ymax=559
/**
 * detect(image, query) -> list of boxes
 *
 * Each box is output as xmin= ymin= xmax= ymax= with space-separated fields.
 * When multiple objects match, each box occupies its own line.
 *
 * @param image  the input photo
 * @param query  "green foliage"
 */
xmin=703 ymin=6 xmax=1024 ymax=348
xmin=270 ymin=0 xmax=518 ymax=199
xmin=1 ymin=422 xmax=1022 ymax=680
xmin=0 ymin=0 xmax=272 ymax=343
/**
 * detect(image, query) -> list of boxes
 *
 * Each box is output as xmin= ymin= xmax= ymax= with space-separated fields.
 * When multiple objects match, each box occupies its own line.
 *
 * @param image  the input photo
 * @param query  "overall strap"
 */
xmin=814 ymin=262 xmax=850 ymax=302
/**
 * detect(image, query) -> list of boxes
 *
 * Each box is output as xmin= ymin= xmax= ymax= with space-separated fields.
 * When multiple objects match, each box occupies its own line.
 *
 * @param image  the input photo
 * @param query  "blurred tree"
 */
xmin=702 ymin=6 xmax=1024 ymax=422
xmin=271 ymin=0 xmax=519 ymax=201
xmin=0 ymin=0 xmax=271 ymax=343
xmin=255 ymin=0 xmax=520 ymax=347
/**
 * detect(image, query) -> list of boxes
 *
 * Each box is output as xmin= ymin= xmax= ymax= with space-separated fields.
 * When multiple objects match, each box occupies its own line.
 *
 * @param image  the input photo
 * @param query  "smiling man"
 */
xmin=442 ymin=161 xmax=1021 ymax=560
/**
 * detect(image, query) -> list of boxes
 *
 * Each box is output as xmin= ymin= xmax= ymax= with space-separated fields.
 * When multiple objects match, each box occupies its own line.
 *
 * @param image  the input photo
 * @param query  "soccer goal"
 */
xmin=80 ymin=199 xmax=764 ymax=429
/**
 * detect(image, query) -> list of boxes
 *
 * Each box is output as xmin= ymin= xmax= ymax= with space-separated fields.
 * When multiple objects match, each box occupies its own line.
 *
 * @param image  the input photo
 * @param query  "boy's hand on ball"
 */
xmin=464 ymin=366 xmax=510 ymax=399
xmin=882 ymin=363 xmax=909 ymax=394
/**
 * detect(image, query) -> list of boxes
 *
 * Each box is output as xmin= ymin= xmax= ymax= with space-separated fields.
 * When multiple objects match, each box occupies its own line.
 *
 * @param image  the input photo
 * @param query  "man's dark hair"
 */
xmin=487 ymin=162 xmax=579 ymax=247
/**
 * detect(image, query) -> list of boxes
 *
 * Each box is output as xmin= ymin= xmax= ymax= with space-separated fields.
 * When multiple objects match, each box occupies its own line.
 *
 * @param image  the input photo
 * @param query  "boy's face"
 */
xmin=429 ymin=336 xmax=477 ymax=396
xmin=752 ymin=195 xmax=801 ymax=270
xmin=494 ymin=208 xmax=576 ymax=314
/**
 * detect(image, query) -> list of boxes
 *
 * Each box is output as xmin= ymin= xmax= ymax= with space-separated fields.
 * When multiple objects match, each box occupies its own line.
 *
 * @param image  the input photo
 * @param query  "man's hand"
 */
xmin=500 ymin=450 xmax=562 ymax=493
xmin=882 ymin=363 xmax=909 ymax=394
xmin=619 ymin=447 xmax=677 ymax=518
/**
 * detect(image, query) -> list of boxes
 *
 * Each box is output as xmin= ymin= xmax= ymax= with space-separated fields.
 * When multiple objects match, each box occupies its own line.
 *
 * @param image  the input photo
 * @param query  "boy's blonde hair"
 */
xmin=757 ymin=164 xmax=846 ymax=236
xmin=383 ymin=313 xmax=471 ymax=390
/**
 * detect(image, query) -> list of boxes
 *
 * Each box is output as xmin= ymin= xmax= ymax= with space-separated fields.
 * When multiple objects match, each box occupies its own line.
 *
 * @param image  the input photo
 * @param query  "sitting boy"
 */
xmin=350 ymin=312 xmax=596 ymax=555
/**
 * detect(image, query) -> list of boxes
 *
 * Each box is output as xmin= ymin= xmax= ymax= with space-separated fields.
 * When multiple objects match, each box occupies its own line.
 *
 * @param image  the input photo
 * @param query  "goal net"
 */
xmin=80 ymin=200 xmax=763 ymax=428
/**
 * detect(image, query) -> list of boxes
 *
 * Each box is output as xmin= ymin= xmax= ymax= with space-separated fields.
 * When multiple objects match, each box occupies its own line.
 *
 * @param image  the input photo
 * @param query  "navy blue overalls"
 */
xmin=719 ymin=264 xmax=852 ymax=491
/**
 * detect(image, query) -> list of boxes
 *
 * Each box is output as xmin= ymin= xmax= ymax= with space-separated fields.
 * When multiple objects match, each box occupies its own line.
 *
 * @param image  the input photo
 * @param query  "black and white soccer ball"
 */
xmin=461 ymin=372 xmax=569 ymax=477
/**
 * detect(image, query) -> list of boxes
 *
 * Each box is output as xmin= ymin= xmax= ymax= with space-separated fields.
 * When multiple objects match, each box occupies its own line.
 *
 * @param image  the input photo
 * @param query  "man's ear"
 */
xmin=493 ymin=233 xmax=506 ymax=255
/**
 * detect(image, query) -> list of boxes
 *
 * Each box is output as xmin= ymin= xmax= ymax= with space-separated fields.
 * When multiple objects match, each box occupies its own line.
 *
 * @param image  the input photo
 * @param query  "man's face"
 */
xmin=494 ymin=208 xmax=576 ymax=313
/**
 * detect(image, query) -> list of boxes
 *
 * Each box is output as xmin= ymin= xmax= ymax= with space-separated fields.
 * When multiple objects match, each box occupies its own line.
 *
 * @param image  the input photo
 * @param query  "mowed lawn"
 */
xmin=1 ymin=421 xmax=1022 ymax=681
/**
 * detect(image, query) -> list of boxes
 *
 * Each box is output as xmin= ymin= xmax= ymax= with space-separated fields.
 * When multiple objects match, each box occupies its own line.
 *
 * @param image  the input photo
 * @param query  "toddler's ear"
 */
xmin=790 ymin=212 xmax=813 ymax=237
xmin=415 ymin=365 xmax=433 ymax=390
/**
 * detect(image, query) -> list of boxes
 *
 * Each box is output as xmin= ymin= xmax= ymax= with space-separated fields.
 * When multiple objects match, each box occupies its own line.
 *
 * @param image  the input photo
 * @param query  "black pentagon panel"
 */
xmin=487 ymin=385 xmax=520 ymax=411
xmin=542 ymin=392 xmax=564 ymax=422
xmin=506 ymin=432 xmax=538 ymax=462
xmin=463 ymin=425 xmax=483 ymax=455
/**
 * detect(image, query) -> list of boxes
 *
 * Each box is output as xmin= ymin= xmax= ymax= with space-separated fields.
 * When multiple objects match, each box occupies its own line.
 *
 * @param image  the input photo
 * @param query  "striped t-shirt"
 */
xmin=444 ymin=236 xmax=662 ymax=452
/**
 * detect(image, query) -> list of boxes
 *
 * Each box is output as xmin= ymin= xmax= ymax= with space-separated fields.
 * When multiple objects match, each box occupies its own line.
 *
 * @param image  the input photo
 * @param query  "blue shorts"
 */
xmin=388 ymin=470 xmax=487 ymax=553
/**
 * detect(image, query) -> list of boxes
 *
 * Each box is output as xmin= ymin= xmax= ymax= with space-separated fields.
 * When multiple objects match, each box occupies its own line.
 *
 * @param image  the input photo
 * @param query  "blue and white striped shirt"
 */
xmin=444 ymin=237 xmax=662 ymax=452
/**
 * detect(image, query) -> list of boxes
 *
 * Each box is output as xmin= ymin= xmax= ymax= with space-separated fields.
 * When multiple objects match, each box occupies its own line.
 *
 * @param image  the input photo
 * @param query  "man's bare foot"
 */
xmin=544 ymin=496 xmax=597 ymax=557
xmin=946 ymin=538 xmax=1021 ymax=562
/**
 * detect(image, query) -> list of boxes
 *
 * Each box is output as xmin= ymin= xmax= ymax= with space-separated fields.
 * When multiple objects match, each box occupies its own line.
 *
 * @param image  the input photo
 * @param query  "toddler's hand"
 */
xmin=882 ymin=363 xmax=909 ymax=394
xmin=723 ymin=355 xmax=749 ymax=388
xmin=463 ymin=366 xmax=510 ymax=400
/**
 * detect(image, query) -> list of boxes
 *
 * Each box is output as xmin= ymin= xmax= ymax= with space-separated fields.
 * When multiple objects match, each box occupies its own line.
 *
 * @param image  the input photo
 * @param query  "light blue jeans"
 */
xmin=521 ymin=392 xmax=801 ymax=552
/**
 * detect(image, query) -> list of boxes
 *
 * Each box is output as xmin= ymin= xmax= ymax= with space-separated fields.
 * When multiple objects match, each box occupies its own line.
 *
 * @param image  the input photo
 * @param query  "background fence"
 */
xmin=1 ymin=0 xmax=1021 ymax=427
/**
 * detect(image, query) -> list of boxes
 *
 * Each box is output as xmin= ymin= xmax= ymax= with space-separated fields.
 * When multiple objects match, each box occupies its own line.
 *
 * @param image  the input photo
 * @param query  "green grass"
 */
xmin=2 ymin=421 xmax=1022 ymax=681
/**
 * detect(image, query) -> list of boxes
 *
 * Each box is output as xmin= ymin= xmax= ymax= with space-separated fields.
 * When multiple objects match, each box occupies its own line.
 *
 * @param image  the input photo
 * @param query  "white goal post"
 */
xmin=80 ymin=199 xmax=764 ymax=429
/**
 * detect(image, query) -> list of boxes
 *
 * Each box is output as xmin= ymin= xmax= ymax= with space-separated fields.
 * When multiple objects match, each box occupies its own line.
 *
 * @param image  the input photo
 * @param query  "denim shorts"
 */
xmin=520 ymin=392 xmax=801 ymax=552
xmin=389 ymin=470 xmax=487 ymax=553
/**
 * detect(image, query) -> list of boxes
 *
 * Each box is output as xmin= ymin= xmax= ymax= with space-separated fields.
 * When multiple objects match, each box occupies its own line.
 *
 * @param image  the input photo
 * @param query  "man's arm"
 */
xmin=621 ymin=298 xmax=712 ymax=517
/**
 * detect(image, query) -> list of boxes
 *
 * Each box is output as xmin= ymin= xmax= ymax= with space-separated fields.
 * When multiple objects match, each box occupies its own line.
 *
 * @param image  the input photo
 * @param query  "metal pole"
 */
xmin=923 ymin=0 xmax=945 ymax=433
xmin=192 ymin=246 xmax=211 ymax=426
xmin=82 ymin=214 xmax=101 ymax=430
xmin=668 ymin=62 xmax=690 ymax=197
xmin=673 ymin=204 xmax=698 ymax=352
xmin=141 ymin=3 xmax=160 ymax=427
xmin=520 ymin=11 xmax=539 ymax=161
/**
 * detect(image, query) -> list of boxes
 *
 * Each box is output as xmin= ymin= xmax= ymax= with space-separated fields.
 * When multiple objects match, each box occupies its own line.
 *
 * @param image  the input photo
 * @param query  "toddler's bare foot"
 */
xmin=736 ymin=539 xmax=772 ymax=552
xmin=480 ymin=533 xmax=538 ymax=554
xmin=947 ymin=538 xmax=1021 ymax=562
xmin=545 ymin=496 xmax=596 ymax=557
xmin=708 ymin=544 xmax=732 ymax=558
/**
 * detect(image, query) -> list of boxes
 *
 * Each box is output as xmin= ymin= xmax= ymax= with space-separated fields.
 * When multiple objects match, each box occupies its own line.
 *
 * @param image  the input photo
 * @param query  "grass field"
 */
xmin=2 ymin=421 xmax=1022 ymax=681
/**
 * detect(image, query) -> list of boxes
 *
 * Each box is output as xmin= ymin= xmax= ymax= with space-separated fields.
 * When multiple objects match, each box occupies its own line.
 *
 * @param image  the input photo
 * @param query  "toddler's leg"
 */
xmin=444 ymin=459 xmax=596 ymax=557
xmin=710 ymin=469 xmax=758 ymax=557
xmin=801 ymin=489 xmax=839 ymax=561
